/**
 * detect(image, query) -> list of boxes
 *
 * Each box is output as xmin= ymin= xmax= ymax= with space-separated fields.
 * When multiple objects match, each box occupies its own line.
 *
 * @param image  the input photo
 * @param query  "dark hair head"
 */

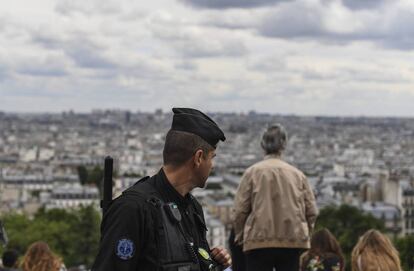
xmin=2 ymin=249 xmax=19 ymax=268
xmin=261 ymin=124 xmax=287 ymax=155
xmin=304 ymin=228 xmax=345 ymax=271
xmin=163 ymin=130 xmax=214 ymax=167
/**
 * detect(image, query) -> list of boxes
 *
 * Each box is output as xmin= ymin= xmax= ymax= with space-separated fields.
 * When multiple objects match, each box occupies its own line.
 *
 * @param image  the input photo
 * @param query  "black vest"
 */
xmin=123 ymin=177 xmax=218 ymax=271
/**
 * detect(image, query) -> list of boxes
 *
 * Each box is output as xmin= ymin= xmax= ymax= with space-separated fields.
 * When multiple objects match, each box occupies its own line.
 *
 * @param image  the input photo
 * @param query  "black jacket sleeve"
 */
xmin=92 ymin=196 xmax=149 ymax=271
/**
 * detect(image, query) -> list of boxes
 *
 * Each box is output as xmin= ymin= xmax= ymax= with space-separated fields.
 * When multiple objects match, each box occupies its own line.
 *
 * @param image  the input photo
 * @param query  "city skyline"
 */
xmin=1 ymin=0 xmax=414 ymax=116
xmin=1 ymin=110 xmax=414 ymax=239
xmin=2 ymin=109 xmax=414 ymax=120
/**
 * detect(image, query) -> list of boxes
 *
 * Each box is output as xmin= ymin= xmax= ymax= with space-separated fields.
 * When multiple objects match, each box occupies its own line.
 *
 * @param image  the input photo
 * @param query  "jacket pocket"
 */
xmin=243 ymin=215 xmax=255 ymax=241
xmin=300 ymin=222 xmax=309 ymax=241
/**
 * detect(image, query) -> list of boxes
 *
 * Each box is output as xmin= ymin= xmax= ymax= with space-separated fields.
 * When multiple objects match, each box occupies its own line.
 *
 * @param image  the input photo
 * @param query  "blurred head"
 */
xmin=261 ymin=124 xmax=287 ymax=155
xmin=351 ymin=229 xmax=401 ymax=271
xmin=2 ymin=249 xmax=19 ymax=268
xmin=304 ymin=228 xmax=344 ymax=271
xmin=163 ymin=130 xmax=216 ymax=188
xmin=21 ymin=241 xmax=62 ymax=271
xmin=164 ymin=108 xmax=225 ymax=188
xmin=163 ymin=130 xmax=214 ymax=167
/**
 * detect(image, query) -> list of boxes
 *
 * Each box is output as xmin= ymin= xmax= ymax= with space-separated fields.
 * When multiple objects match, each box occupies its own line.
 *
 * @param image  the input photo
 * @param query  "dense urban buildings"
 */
xmin=1 ymin=110 xmax=414 ymax=245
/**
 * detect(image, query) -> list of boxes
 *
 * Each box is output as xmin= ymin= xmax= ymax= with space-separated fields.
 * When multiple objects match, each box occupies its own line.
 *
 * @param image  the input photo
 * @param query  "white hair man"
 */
xmin=233 ymin=124 xmax=318 ymax=271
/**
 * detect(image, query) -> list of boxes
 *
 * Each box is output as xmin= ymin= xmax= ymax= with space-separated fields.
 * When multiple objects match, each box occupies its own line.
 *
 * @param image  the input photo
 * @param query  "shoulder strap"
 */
xmin=134 ymin=176 xmax=150 ymax=185
xmin=123 ymin=176 xmax=163 ymax=206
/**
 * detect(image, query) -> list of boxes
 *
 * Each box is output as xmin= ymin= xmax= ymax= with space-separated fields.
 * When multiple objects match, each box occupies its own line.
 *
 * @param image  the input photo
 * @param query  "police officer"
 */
xmin=92 ymin=108 xmax=232 ymax=271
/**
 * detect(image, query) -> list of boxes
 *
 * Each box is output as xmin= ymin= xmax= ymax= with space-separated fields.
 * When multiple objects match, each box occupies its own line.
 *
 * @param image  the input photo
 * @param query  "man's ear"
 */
xmin=193 ymin=149 xmax=204 ymax=167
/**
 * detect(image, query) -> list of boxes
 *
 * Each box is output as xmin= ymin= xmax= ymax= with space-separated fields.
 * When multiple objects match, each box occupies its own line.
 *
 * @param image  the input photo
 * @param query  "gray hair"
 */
xmin=261 ymin=123 xmax=288 ymax=155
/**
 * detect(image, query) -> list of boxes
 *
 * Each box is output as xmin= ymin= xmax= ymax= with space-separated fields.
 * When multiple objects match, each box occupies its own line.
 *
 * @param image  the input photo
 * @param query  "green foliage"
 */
xmin=316 ymin=204 xmax=414 ymax=271
xmin=0 ymin=206 xmax=101 ymax=269
xmin=77 ymin=166 xmax=89 ymax=185
xmin=395 ymin=235 xmax=414 ymax=271
xmin=70 ymin=205 xmax=101 ymax=267
xmin=76 ymin=165 xmax=104 ymax=196
xmin=1 ymin=214 xmax=32 ymax=254
xmin=89 ymin=166 xmax=104 ymax=190
xmin=77 ymin=165 xmax=117 ymax=195
xmin=315 ymin=204 xmax=385 ymax=271
xmin=77 ymin=165 xmax=103 ymax=188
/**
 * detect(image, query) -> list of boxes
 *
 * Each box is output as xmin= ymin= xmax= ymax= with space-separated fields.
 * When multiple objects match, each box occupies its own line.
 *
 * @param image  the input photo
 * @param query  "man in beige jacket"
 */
xmin=233 ymin=124 xmax=318 ymax=271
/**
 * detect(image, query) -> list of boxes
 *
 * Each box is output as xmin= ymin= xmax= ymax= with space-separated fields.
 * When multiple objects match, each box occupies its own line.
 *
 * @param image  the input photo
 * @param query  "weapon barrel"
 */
xmin=102 ymin=156 xmax=113 ymax=215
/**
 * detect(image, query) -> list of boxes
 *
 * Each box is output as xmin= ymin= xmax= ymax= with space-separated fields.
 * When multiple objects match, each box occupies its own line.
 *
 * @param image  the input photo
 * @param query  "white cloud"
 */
xmin=178 ymin=0 xmax=289 ymax=9
xmin=340 ymin=0 xmax=391 ymax=10
xmin=203 ymin=0 xmax=414 ymax=50
xmin=0 ymin=0 xmax=413 ymax=116
xmin=146 ymin=11 xmax=248 ymax=58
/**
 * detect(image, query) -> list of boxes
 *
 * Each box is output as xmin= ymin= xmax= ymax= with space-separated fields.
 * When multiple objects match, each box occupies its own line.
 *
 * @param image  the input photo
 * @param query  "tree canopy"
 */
xmin=316 ymin=204 xmax=385 ymax=256
xmin=316 ymin=204 xmax=414 ymax=271
xmin=0 ymin=205 xmax=101 ymax=269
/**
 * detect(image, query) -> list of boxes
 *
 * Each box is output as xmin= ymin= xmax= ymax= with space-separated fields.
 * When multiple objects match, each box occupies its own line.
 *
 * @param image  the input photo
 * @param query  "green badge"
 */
xmin=198 ymin=248 xmax=211 ymax=260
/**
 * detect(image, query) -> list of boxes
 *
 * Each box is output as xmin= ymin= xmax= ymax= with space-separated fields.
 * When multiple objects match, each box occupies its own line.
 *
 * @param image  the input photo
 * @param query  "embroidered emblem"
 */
xmin=116 ymin=239 xmax=135 ymax=260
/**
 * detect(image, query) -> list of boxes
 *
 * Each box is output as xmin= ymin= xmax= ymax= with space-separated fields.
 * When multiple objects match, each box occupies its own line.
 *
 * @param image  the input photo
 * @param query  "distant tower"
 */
xmin=125 ymin=111 xmax=131 ymax=124
xmin=155 ymin=108 xmax=163 ymax=116
xmin=381 ymin=171 xmax=402 ymax=208
xmin=361 ymin=183 xmax=373 ymax=202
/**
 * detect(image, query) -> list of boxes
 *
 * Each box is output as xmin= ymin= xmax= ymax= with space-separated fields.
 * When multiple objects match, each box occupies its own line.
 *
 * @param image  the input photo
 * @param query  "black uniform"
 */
xmin=93 ymin=107 xmax=227 ymax=271
xmin=92 ymin=169 xmax=214 ymax=271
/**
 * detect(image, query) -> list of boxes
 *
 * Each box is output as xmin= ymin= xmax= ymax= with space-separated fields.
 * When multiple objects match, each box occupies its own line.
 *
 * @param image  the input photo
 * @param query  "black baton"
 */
xmin=101 ymin=156 xmax=113 ymax=215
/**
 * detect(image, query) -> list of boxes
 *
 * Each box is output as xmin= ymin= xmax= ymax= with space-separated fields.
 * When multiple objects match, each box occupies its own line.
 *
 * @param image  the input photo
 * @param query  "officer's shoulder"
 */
xmin=109 ymin=193 xmax=146 ymax=212
xmin=102 ymin=196 xmax=145 ymax=223
xmin=123 ymin=176 xmax=156 ymax=197
xmin=112 ymin=176 xmax=156 ymax=208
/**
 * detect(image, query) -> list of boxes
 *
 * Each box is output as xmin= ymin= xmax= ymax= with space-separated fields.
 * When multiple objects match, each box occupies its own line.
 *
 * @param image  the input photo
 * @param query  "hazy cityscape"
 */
xmin=1 ymin=109 xmax=414 ymax=249
xmin=2 ymin=0 xmax=414 ymax=269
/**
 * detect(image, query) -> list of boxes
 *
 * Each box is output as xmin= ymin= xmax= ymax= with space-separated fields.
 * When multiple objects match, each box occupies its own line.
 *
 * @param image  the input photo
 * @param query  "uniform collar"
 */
xmin=155 ymin=168 xmax=192 ymax=208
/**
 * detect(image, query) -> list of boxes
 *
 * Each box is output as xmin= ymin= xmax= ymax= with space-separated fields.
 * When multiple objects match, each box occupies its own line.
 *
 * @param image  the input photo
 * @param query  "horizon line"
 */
xmin=1 ymin=109 xmax=414 ymax=120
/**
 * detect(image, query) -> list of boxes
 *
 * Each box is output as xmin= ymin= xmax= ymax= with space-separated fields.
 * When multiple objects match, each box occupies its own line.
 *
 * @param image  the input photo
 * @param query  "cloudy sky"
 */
xmin=1 ymin=0 xmax=414 ymax=116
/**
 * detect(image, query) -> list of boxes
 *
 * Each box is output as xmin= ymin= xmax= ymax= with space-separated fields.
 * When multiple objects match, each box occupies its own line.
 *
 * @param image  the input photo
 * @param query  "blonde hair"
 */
xmin=351 ymin=230 xmax=401 ymax=271
xmin=21 ymin=241 xmax=63 ymax=271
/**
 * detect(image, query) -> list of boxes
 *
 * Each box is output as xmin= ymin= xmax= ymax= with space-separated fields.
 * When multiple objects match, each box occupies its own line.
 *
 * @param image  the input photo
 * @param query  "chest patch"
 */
xmin=116 ymin=238 xmax=135 ymax=260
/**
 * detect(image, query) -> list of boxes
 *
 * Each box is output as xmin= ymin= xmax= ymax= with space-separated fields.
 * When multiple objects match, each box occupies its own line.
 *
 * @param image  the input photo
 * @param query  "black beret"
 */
xmin=171 ymin=108 xmax=226 ymax=148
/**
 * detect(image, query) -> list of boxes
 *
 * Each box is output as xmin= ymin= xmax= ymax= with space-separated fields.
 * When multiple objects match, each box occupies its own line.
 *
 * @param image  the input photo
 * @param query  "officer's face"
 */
xmin=195 ymin=149 xmax=216 ymax=188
